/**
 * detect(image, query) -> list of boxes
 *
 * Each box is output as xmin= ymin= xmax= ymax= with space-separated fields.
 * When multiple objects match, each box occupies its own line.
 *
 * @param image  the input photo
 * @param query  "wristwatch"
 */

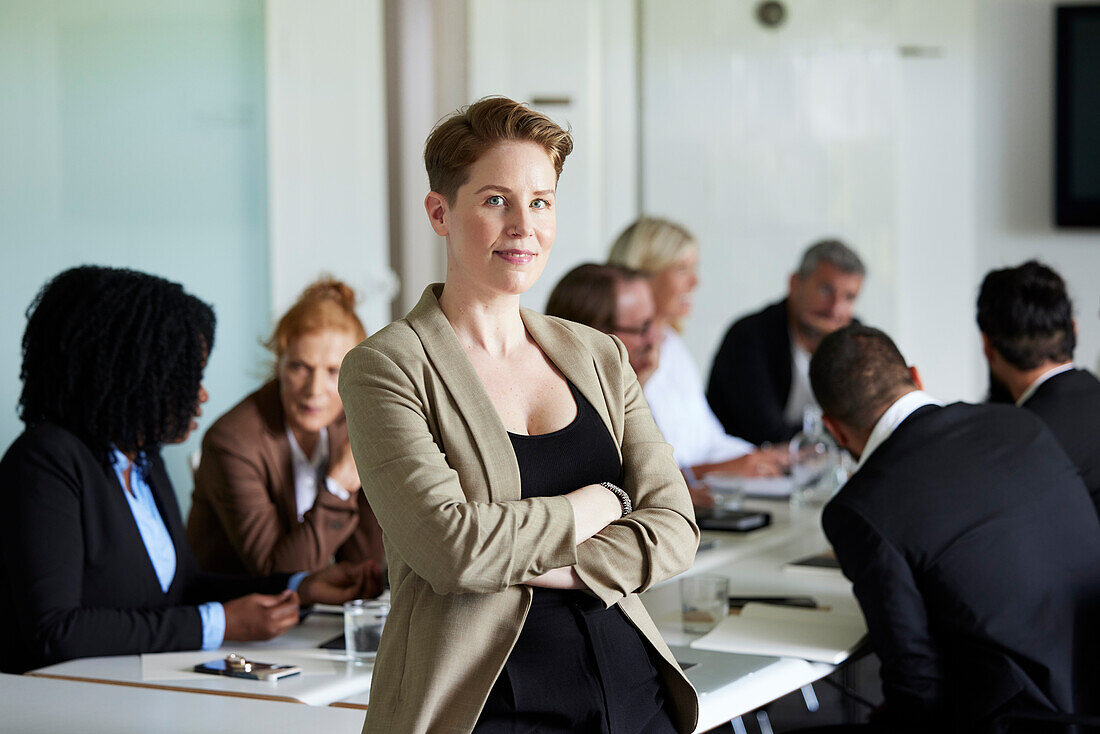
xmin=600 ymin=481 xmax=633 ymax=517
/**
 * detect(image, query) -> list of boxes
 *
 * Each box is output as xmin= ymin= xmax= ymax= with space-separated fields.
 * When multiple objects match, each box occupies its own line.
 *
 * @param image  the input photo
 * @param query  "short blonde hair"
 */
xmin=607 ymin=216 xmax=696 ymax=274
xmin=424 ymin=96 xmax=574 ymax=204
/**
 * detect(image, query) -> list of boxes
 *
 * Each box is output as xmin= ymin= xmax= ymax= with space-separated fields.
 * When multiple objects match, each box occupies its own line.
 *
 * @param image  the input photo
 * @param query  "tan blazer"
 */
xmin=339 ymin=285 xmax=700 ymax=734
xmin=187 ymin=380 xmax=384 ymax=576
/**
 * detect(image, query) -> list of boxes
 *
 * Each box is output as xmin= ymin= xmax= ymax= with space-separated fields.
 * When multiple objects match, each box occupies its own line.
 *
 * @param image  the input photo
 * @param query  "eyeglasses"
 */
xmin=611 ymin=320 xmax=654 ymax=337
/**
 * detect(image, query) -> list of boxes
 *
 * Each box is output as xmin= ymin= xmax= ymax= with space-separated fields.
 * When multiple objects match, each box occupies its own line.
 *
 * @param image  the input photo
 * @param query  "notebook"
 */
xmin=689 ymin=602 xmax=866 ymax=665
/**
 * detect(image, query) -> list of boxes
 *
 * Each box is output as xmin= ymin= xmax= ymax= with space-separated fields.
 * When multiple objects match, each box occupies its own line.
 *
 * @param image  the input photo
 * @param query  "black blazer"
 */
xmin=0 ymin=423 xmax=289 ymax=674
xmin=706 ymin=299 xmax=797 ymax=444
xmin=823 ymin=402 xmax=1100 ymax=731
xmin=1022 ymin=368 xmax=1100 ymax=512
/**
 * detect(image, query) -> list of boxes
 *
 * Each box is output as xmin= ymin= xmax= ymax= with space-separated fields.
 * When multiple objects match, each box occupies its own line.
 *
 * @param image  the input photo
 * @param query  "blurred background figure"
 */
xmin=545 ymin=263 xmax=662 ymax=385
xmin=0 ymin=266 xmax=381 ymax=675
xmin=809 ymin=323 xmax=1100 ymax=732
xmin=708 ymin=240 xmax=865 ymax=445
xmin=977 ymin=260 xmax=1100 ymax=511
xmin=605 ymin=218 xmax=788 ymax=501
xmin=189 ymin=277 xmax=385 ymax=576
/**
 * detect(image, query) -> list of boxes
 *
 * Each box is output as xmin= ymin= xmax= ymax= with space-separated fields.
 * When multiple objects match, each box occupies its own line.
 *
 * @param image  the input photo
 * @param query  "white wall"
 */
xmin=894 ymin=1 xmax=979 ymax=401
xmin=265 ymin=0 xmax=392 ymax=334
xmin=0 ymin=0 xmax=271 ymax=508
xmin=641 ymin=0 xmax=982 ymax=402
xmin=466 ymin=0 xmax=639 ymax=314
xmin=974 ymin=0 xmax=1100 ymax=376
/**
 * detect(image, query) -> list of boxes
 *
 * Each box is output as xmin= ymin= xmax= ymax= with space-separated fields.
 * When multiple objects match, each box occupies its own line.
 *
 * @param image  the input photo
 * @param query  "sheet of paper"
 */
xmin=782 ymin=551 xmax=842 ymax=576
xmin=705 ymin=475 xmax=794 ymax=499
xmin=689 ymin=602 xmax=866 ymax=665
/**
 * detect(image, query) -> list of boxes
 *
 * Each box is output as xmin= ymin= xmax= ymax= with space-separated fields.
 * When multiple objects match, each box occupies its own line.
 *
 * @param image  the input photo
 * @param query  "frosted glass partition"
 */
xmin=0 ymin=0 xmax=271 ymax=512
xmin=641 ymin=0 xmax=901 ymax=373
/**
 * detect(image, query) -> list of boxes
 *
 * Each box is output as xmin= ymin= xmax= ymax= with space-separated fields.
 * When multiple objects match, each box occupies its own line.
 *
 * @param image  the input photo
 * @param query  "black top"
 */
xmin=1022 ymin=367 xmax=1100 ymax=512
xmin=479 ymin=381 xmax=673 ymax=733
xmin=823 ymin=403 xmax=1100 ymax=728
xmin=508 ymin=382 xmax=622 ymax=498
xmin=0 ymin=423 xmax=290 ymax=674
xmin=706 ymin=298 xmax=799 ymax=445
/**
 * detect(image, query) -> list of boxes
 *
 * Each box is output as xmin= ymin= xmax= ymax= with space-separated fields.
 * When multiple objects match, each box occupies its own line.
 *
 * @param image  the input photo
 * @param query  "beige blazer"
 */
xmin=339 ymin=285 xmax=700 ymax=734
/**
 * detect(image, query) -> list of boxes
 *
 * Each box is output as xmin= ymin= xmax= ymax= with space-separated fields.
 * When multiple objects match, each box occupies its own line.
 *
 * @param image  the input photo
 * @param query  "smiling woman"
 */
xmin=338 ymin=97 xmax=701 ymax=734
xmin=187 ymin=278 xmax=386 ymax=579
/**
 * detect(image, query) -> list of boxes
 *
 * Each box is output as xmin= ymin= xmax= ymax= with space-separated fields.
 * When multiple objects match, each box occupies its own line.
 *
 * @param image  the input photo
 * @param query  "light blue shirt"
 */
xmin=110 ymin=448 xmax=225 ymax=650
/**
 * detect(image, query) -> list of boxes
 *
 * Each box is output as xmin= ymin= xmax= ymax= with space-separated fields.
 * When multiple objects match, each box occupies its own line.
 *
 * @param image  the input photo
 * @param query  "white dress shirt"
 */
xmin=644 ymin=327 xmax=755 ymax=468
xmin=1015 ymin=362 xmax=1076 ymax=407
xmin=783 ymin=340 xmax=818 ymax=427
xmin=286 ymin=426 xmax=350 ymax=521
xmin=856 ymin=390 xmax=944 ymax=470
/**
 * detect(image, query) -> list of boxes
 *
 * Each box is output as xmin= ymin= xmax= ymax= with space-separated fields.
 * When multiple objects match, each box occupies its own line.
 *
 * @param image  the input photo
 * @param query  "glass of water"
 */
xmin=344 ymin=599 xmax=389 ymax=662
xmin=680 ymin=575 xmax=729 ymax=634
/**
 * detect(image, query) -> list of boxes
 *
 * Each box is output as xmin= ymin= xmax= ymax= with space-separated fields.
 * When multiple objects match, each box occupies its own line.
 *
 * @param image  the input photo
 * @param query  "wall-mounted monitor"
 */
xmin=1055 ymin=5 xmax=1100 ymax=227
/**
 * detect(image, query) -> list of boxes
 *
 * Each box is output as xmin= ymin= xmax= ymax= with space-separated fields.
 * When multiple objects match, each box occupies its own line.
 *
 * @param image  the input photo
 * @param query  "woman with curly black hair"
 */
xmin=0 ymin=266 xmax=382 ymax=674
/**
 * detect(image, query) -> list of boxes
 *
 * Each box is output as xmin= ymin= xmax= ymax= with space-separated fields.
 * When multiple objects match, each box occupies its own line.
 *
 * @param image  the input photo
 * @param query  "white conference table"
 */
xmin=28 ymin=609 xmax=371 ymax=707
xmin=641 ymin=499 xmax=865 ymax=732
xmin=0 ymin=672 xmax=366 ymax=734
xmin=25 ymin=498 xmax=863 ymax=733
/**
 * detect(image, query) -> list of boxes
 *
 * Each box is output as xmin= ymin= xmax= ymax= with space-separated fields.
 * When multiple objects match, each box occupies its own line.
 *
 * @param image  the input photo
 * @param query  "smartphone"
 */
xmin=696 ymin=508 xmax=771 ymax=532
xmin=194 ymin=656 xmax=301 ymax=681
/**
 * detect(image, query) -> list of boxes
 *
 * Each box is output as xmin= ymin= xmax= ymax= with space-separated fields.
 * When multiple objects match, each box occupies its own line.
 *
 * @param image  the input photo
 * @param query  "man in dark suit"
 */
xmin=707 ymin=239 xmax=864 ymax=445
xmin=977 ymin=260 xmax=1100 ymax=512
xmin=809 ymin=325 xmax=1100 ymax=732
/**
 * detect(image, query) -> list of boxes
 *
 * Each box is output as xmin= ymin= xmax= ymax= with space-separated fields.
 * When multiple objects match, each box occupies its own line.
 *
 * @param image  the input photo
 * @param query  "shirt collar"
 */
xmin=286 ymin=425 xmax=329 ymax=470
xmin=856 ymin=390 xmax=944 ymax=470
xmin=109 ymin=445 xmax=147 ymax=478
xmin=1015 ymin=363 xmax=1075 ymax=407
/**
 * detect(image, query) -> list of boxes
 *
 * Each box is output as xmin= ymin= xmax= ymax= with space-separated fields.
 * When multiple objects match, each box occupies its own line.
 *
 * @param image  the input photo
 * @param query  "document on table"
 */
xmin=689 ymin=603 xmax=866 ymax=665
xmin=782 ymin=551 xmax=842 ymax=576
xmin=705 ymin=474 xmax=794 ymax=499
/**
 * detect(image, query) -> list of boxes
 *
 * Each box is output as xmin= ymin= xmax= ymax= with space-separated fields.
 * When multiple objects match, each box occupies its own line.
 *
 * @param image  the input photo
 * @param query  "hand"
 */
xmin=688 ymin=485 xmax=715 ymax=510
xmin=327 ymin=438 xmax=362 ymax=492
xmin=298 ymin=560 xmax=385 ymax=605
xmin=565 ymin=483 xmax=624 ymax=543
xmin=223 ymin=590 xmax=300 ymax=641
xmin=718 ymin=448 xmax=789 ymax=477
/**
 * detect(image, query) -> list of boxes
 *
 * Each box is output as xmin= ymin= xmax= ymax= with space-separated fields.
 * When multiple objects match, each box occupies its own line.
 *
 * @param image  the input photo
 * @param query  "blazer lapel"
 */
xmin=406 ymin=285 xmax=521 ymax=502
xmin=254 ymin=381 xmax=296 ymax=525
xmin=521 ymin=307 xmax=623 ymax=456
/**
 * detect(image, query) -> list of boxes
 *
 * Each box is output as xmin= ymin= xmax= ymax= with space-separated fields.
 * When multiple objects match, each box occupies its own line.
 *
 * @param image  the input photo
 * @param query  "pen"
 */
xmin=728 ymin=595 xmax=818 ymax=609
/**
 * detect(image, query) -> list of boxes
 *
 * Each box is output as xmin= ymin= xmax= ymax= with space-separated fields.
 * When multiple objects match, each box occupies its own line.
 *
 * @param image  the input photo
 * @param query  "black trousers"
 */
xmin=474 ymin=589 xmax=678 ymax=734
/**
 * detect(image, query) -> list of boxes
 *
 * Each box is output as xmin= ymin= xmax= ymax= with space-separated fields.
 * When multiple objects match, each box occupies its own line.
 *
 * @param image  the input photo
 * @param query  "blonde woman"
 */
xmin=339 ymin=98 xmax=699 ymax=733
xmin=609 ymin=217 xmax=788 ymax=492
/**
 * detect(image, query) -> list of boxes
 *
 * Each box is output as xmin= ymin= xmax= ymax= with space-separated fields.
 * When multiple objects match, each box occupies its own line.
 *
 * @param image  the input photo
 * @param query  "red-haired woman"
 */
xmin=188 ymin=278 xmax=384 ymax=581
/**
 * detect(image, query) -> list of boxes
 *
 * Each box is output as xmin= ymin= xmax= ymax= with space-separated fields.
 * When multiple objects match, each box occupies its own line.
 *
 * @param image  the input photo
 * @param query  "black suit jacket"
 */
xmin=0 ymin=423 xmax=289 ymax=674
xmin=706 ymin=299 xmax=797 ymax=445
xmin=1021 ymin=368 xmax=1100 ymax=513
xmin=823 ymin=402 xmax=1100 ymax=731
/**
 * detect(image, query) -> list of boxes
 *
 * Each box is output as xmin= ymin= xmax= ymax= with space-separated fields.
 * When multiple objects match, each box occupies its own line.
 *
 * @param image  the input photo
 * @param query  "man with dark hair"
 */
xmin=707 ymin=239 xmax=865 ymax=445
xmin=810 ymin=324 xmax=1100 ymax=731
xmin=977 ymin=260 xmax=1100 ymax=510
